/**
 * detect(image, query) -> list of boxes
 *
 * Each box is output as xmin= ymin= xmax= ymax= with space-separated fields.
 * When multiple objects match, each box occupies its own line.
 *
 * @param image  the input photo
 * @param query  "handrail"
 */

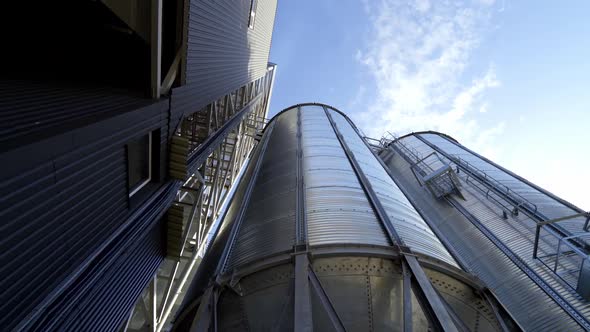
xmin=451 ymin=155 xmax=538 ymax=214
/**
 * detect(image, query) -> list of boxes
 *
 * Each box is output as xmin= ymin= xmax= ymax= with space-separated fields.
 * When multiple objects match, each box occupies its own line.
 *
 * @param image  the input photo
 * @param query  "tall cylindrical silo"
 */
xmin=379 ymin=131 xmax=590 ymax=331
xmin=171 ymin=104 xmax=514 ymax=331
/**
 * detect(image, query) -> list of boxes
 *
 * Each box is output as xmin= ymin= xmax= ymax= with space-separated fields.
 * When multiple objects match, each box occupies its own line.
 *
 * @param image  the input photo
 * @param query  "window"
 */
xmin=127 ymin=132 xmax=152 ymax=196
xmin=248 ymin=0 xmax=258 ymax=29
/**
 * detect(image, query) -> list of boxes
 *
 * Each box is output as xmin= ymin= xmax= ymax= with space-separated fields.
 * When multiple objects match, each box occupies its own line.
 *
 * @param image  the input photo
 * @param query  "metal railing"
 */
xmin=391 ymin=134 xmax=590 ymax=299
xmin=533 ymin=212 xmax=590 ymax=298
xmin=450 ymin=156 xmax=538 ymax=215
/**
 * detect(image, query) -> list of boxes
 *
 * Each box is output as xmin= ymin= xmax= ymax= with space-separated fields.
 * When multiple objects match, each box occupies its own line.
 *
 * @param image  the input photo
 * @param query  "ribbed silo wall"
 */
xmin=172 ymin=105 xmax=507 ymax=331
xmin=381 ymin=131 xmax=590 ymax=331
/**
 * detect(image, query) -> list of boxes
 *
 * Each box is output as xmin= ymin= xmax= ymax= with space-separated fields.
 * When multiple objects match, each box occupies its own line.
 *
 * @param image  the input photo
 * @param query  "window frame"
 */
xmin=248 ymin=0 xmax=258 ymax=29
xmin=128 ymin=132 xmax=153 ymax=197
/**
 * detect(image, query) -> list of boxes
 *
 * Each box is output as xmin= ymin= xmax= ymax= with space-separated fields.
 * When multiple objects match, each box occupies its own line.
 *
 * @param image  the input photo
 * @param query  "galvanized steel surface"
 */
xmin=172 ymin=104 xmax=512 ymax=332
xmin=302 ymin=106 xmax=390 ymax=247
xmin=224 ymin=105 xmax=458 ymax=270
xmin=226 ymin=111 xmax=297 ymax=270
xmin=329 ymin=111 xmax=458 ymax=267
xmin=381 ymin=151 xmax=585 ymax=331
xmin=420 ymin=132 xmax=589 ymax=237
xmin=390 ymin=132 xmax=590 ymax=330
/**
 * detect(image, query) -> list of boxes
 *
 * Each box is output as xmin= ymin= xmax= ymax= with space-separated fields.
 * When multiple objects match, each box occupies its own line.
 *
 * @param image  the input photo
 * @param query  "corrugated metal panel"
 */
xmin=328 ymin=111 xmax=458 ymax=267
xmin=301 ymin=106 xmax=390 ymax=247
xmin=0 ymin=79 xmax=155 ymax=152
xmin=225 ymin=105 xmax=393 ymax=265
xmin=0 ymin=101 xmax=170 ymax=331
xmin=226 ymin=112 xmax=297 ymax=269
xmin=23 ymin=183 xmax=174 ymax=331
xmin=388 ymin=135 xmax=588 ymax=330
xmin=419 ymin=133 xmax=589 ymax=238
xmin=58 ymin=219 xmax=166 ymax=332
xmin=173 ymin=0 xmax=277 ymax=118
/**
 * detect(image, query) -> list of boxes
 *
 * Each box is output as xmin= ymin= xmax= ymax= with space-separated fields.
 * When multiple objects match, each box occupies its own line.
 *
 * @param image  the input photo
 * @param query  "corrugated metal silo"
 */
xmin=379 ymin=131 xmax=590 ymax=331
xmin=171 ymin=104 xmax=516 ymax=331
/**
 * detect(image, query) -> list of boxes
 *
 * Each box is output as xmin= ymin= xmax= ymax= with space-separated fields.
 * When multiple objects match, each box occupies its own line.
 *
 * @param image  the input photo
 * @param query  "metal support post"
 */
xmin=148 ymin=276 xmax=157 ymax=332
xmin=405 ymin=256 xmax=458 ymax=332
xmin=294 ymin=254 xmax=312 ymax=332
xmin=533 ymin=225 xmax=542 ymax=259
xmin=151 ymin=0 xmax=162 ymax=98
xmin=402 ymin=260 xmax=413 ymax=332
xmin=308 ymin=269 xmax=346 ymax=332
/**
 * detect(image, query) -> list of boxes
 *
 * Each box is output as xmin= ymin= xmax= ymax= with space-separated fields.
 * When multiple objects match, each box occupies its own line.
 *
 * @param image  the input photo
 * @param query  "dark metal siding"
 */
xmin=0 ymin=79 xmax=154 ymax=152
xmin=43 ymin=206 xmax=170 ymax=332
xmin=0 ymin=100 xmax=170 ymax=331
xmin=186 ymin=0 xmax=276 ymax=88
xmin=171 ymin=0 xmax=277 ymax=118
xmin=0 ymin=1 xmax=278 ymax=329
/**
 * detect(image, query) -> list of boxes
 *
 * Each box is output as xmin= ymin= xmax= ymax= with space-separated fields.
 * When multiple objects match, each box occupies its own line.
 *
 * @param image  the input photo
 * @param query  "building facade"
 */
xmin=0 ymin=0 xmax=277 ymax=331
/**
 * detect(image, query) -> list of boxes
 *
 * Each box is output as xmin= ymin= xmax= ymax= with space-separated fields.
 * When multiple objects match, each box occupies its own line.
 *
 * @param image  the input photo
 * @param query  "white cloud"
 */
xmin=354 ymin=0 xmax=502 ymax=157
xmin=348 ymin=84 xmax=366 ymax=110
xmin=479 ymin=103 xmax=489 ymax=113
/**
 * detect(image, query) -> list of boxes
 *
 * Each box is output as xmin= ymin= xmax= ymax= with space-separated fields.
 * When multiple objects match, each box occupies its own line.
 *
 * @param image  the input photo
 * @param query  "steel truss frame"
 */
xmin=122 ymin=65 xmax=275 ymax=332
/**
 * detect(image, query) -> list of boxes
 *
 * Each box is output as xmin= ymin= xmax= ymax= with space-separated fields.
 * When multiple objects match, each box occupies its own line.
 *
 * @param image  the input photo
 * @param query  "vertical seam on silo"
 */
xmin=293 ymin=107 xmax=313 ymax=332
xmin=322 ymin=106 xmax=402 ymax=246
xmin=323 ymin=106 xmax=459 ymax=332
xmin=216 ymin=120 xmax=276 ymax=277
xmin=366 ymin=274 xmax=373 ymax=331
xmin=296 ymin=106 xmax=307 ymax=245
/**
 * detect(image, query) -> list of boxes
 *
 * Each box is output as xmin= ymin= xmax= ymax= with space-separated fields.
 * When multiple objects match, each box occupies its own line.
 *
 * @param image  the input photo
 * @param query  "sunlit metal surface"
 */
xmin=380 ymin=131 xmax=590 ymax=331
xmin=170 ymin=104 xmax=509 ymax=332
xmin=329 ymin=111 xmax=458 ymax=267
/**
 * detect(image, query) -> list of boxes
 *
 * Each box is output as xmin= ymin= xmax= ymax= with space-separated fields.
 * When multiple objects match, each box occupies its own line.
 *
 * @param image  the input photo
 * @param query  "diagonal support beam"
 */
xmin=308 ymin=268 xmax=346 ymax=332
xmin=405 ymin=255 xmax=457 ymax=331
xmin=189 ymin=287 xmax=215 ymax=332
xmin=294 ymin=254 xmax=313 ymax=332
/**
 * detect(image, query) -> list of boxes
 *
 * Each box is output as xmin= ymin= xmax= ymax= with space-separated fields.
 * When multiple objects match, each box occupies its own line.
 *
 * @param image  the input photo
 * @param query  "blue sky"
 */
xmin=268 ymin=0 xmax=590 ymax=209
